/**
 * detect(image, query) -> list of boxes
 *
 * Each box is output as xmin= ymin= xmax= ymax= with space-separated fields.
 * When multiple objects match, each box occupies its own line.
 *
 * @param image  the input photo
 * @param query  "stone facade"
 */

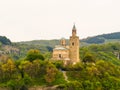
xmin=52 ymin=25 xmax=80 ymax=64
xmin=52 ymin=39 xmax=70 ymax=61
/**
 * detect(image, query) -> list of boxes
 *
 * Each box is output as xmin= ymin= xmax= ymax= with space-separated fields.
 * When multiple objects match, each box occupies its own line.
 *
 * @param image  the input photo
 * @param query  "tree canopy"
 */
xmin=25 ymin=49 xmax=44 ymax=62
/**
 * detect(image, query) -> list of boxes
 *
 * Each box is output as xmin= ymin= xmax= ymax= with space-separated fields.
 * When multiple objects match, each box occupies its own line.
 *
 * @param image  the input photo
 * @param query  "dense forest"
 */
xmin=0 ymin=33 xmax=120 ymax=90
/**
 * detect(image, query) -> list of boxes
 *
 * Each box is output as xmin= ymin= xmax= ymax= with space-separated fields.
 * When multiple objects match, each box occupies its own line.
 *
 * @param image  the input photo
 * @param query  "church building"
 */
xmin=52 ymin=25 xmax=80 ymax=64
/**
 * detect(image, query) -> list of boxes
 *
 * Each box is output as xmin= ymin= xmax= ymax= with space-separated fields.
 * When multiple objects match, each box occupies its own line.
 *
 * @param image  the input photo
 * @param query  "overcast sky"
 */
xmin=0 ymin=0 xmax=120 ymax=42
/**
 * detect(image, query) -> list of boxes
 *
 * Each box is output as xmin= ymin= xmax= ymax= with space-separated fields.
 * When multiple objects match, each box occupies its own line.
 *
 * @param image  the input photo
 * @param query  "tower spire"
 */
xmin=72 ymin=24 xmax=76 ymax=36
xmin=73 ymin=23 xmax=76 ymax=30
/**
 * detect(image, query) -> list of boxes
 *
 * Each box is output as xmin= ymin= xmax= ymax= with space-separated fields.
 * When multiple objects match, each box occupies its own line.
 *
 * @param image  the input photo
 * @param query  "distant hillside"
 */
xmin=18 ymin=39 xmax=69 ymax=48
xmin=18 ymin=32 xmax=120 ymax=47
xmin=1 ymin=32 xmax=120 ymax=46
xmin=1 ymin=32 xmax=120 ymax=60
xmin=81 ymin=32 xmax=120 ymax=44
xmin=19 ymin=40 xmax=60 ymax=48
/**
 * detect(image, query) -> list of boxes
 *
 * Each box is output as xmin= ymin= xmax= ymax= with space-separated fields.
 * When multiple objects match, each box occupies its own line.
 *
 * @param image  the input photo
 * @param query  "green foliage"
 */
xmin=0 ymin=59 xmax=65 ymax=89
xmin=82 ymin=80 xmax=94 ymax=90
xmin=63 ymin=62 xmax=84 ymax=71
xmin=52 ymin=60 xmax=64 ymax=69
xmin=6 ymin=79 xmax=28 ymax=90
xmin=26 ymin=49 xmax=44 ymax=62
xmin=80 ymin=43 xmax=120 ymax=65
xmin=82 ymin=37 xmax=105 ymax=44
xmin=0 ymin=42 xmax=2 ymax=48
xmin=0 ymin=36 xmax=11 ymax=45
xmin=1 ymin=41 xmax=120 ymax=90
xmin=66 ymin=60 xmax=120 ymax=90
xmin=10 ymin=43 xmax=52 ymax=60
xmin=52 ymin=71 xmax=66 ymax=85
xmin=83 ymin=53 xmax=95 ymax=63
xmin=43 ymin=52 xmax=52 ymax=60
xmin=101 ymin=32 xmax=120 ymax=39
xmin=57 ymin=81 xmax=83 ymax=90
xmin=72 ymin=62 xmax=83 ymax=71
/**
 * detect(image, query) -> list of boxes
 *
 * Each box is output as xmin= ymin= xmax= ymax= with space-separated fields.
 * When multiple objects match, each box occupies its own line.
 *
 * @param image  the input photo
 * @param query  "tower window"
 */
xmin=59 ymin=54 xmax=61 ymax=58
xmin=72 ymin=42 xmax=74 ymax=46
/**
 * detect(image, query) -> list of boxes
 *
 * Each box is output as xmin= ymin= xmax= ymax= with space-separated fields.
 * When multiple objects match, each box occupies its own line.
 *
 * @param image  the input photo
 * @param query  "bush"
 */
xmin=58 ymin=81 xmax=83 ymax=90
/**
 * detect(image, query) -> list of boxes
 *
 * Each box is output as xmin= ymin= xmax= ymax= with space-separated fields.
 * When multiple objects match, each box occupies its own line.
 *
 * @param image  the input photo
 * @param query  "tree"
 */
xmin=45 ymin=62 xmax=58 ymax=84
xmin=2 ymin=59 xmax=16 ymax=80
xmin=26 ymin=49 xmax=44 ymax=62
xmin=0 ymin=63 xmax=4 ymax=82
xmin=18 ymin=60 xmax=31 ymax=78
xmin=0 ymin=36 xmax=11 ymax=45
xmin=83 ymin=53 xmax=95 ymax=63
xmin=52 ymin=60 xmax=64 ymax=69
xmin=83 ymin=80 xmax=94 ymax=90
xmin=72 ymin=62 xmax=83 ymax=71
xmin=57 ymin=81 xmax=83 ymax=90
xmin=19 ymin=60 xmax=41 ymax=78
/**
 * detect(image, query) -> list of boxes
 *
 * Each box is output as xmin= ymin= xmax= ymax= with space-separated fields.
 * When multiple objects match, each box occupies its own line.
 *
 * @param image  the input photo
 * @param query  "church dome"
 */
xmin=54 ymin=45 xmax=67 ymax=50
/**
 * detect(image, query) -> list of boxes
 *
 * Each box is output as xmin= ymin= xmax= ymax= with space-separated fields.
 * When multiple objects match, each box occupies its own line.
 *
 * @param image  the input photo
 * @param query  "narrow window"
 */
xmin=72 ymin=42 xmax=74 ymax=46
xmin=59 ymin=54 xmax=61 ymax=58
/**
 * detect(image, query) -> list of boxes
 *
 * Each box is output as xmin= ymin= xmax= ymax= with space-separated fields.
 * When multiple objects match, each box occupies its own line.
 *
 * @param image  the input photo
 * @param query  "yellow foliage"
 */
xmin=2 ymin=59 xmax=16 ymax=73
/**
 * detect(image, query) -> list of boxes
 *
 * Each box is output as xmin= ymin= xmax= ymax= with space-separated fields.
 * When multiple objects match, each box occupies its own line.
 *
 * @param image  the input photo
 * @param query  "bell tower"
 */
xmin=69 ymin=24 xmax=80 ymax=64
xmin=60 ymin=38 xmax=66 ymax=46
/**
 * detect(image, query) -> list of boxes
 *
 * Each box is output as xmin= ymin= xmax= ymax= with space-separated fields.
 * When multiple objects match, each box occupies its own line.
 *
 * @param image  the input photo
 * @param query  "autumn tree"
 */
xmin=0 ymin=63 xmax=3 ymax=82
xmin=45 ymin=62 xmax=58 ymax=84
xmin=2 ymin=59 xmax=16 ymax=81
xmin=19 ymin=60 xmax=41 ymax=78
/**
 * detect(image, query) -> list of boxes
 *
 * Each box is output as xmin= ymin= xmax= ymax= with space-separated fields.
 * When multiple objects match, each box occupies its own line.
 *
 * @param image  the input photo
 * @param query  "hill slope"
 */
xmin=17 ymin=32 xmax=120 ymax=47
xmin=81 ymin=32 xmax=120 ymax=44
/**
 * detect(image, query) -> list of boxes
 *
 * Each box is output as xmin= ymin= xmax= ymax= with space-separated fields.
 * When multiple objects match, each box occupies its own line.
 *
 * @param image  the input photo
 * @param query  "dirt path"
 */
xmin=62 ymin=71 xmax=69 ymax=82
